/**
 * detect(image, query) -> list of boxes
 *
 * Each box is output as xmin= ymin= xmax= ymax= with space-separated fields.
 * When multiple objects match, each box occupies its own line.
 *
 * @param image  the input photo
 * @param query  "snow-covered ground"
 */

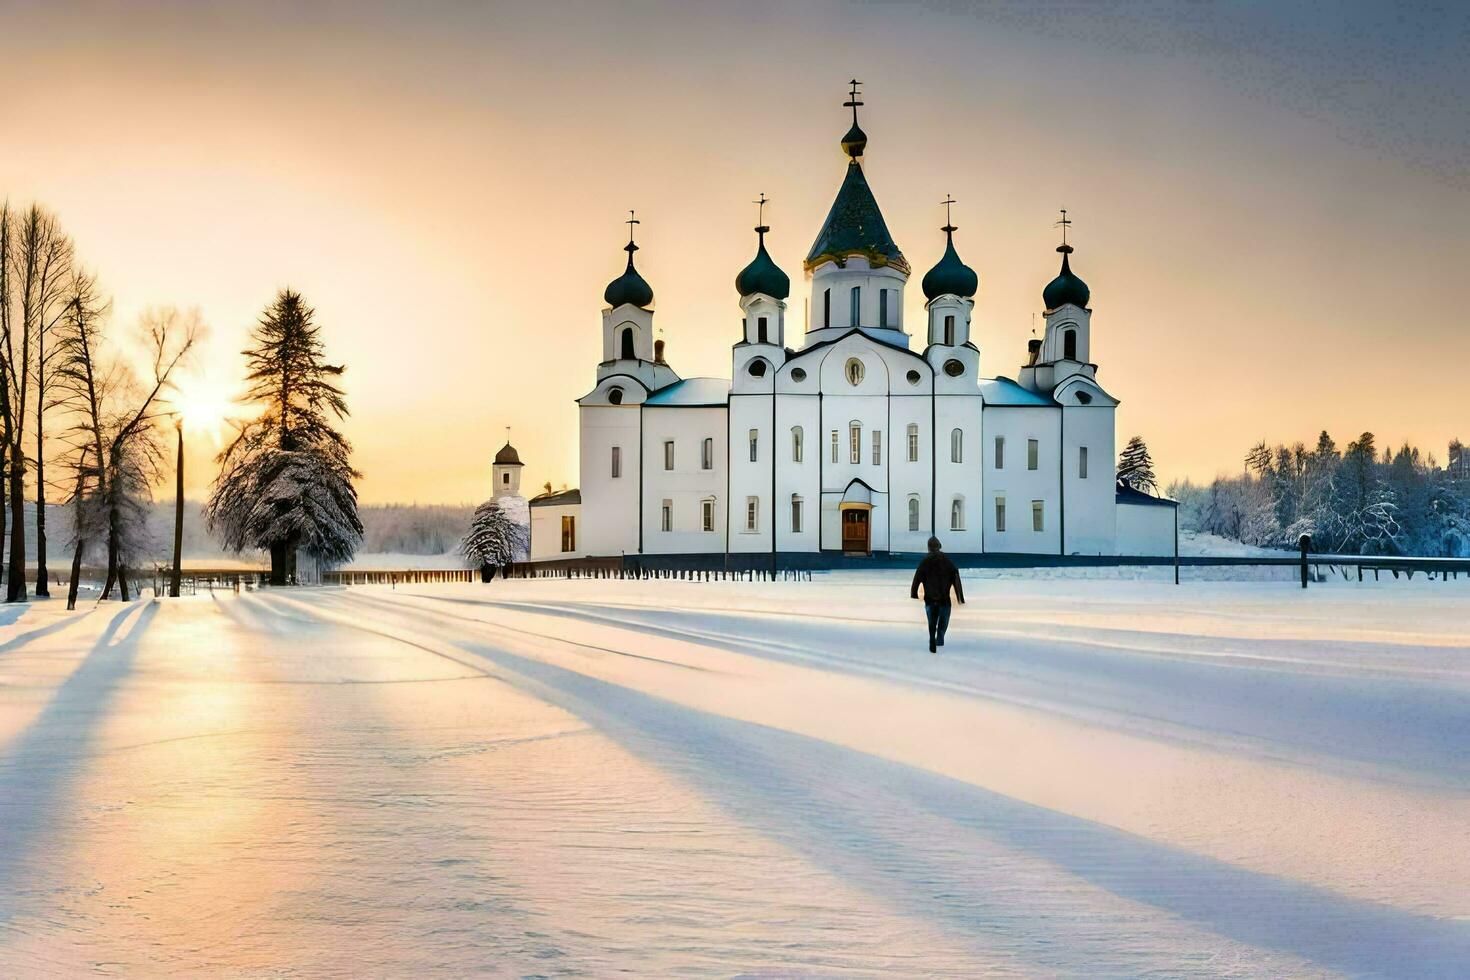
xmin=1 ymin=575 xmax=1466 ymax=976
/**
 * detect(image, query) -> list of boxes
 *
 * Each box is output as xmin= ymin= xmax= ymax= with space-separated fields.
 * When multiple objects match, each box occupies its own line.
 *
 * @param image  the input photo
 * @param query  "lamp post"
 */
xmin=170 ymin=416 xmax=183 ymax=598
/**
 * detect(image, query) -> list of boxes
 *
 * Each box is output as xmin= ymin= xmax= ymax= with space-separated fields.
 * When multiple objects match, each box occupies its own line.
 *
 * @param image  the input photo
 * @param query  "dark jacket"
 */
xmin=911 ymin=552 xmax=964 ymax=605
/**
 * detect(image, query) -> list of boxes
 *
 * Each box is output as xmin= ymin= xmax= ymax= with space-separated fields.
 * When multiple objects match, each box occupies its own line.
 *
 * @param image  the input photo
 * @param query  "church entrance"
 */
xmin=841 ymin=507 xmax=871 ymax=555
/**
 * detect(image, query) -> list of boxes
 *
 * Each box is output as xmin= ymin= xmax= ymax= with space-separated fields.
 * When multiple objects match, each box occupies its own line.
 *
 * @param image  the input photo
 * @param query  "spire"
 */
xmin=841 ymin=78 xmax=867 ymax=159
xmin=805 ymin=82 xmax=907 ymax=274
xmin=735 ymin=193 xmax=790 ymax=300
xmin=1042 ymin=208 xmax=1090 ymax=310
xmin=603 ymin=209 xmax=654 ymax=309
xmin=921 ymin=195 xmax=978 ymax=301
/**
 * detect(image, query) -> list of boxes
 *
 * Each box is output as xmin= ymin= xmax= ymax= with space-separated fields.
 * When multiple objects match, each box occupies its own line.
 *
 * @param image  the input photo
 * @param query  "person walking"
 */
xmin=911 ymin=536 xmax=964 ymax=653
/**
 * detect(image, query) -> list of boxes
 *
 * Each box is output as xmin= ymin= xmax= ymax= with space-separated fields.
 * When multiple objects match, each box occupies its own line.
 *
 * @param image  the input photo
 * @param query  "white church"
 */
xmin=526 ymin=88 xmax=1175 ymax=565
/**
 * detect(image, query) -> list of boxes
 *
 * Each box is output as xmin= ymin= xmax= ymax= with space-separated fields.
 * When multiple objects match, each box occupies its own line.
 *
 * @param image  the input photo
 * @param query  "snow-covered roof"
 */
xmin=979 ymin=377 xmax=1053 ymax=406
xmin=1116 ymin=483 xmax=1178 ymax=508
xmin=645 ymin=377 xmax=731 ymax=407
xmin=530 ymin=488 xmax=581 ymax=507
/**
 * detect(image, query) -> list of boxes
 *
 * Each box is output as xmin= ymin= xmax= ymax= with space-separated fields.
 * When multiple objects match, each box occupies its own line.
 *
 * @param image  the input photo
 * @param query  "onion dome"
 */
xmin=841 ymin=119 xmax=868 ymax=159
xmin=1042 ymin=244 xmax=1090 ymax=310
xmin=494 ymin=442 xmax=522 ymax=465
xmin=604 ymin=218 xmax=654 ymax=309
xmin=735 ymin=225 xmax=790 ymax=300
xmin=921 ymin=225 xmax=978 ymax=301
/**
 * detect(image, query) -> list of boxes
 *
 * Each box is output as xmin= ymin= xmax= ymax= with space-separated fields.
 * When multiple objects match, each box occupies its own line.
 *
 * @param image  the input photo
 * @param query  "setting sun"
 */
xmin=170 ymin=378 xmax=237 ymax=444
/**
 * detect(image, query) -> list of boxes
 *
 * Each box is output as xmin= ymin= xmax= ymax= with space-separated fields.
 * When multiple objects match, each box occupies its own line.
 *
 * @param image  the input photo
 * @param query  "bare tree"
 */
xmin=0 ymin=203 xmax=74 ymax=601
xmin=54 ymin=293 xmax=196 ymax=601
xmin=52 ymin=270 xmax=112 ymax=608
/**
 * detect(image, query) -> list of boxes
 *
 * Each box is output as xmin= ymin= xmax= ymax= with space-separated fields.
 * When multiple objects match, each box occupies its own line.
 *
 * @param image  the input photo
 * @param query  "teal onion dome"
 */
xmin=735 ymin=227 xmax=790 ymax=300
xmin=604 ymin=242 xmax=654 ymax=309
xmin=921 ymin=228 xmax=978 ymax=300
xmin=1042 ymin=245 xmax=1090 ymax=310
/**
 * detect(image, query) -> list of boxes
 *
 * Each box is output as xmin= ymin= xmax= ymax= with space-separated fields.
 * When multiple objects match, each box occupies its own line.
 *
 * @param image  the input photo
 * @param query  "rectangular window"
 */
xmin=1079 ymin=445 xmax=1088 ymax=479
xmin=748 ymin=428 xmax=758 ymax=462
xmin=661 ymin=499 xmax=672 ymax=532
xmin=663 ymin=440 xmax=674 ymax=471
xmin=560 ymin=515 xmax=576 ymax=553
xmin=757 ymin=315 xmax=769 ymax=344
xmin=951 ymin=429 xmax=963 ymax=464
xmin=745 ymin=496 xmax=759 ymax=532
xmin=702 ymin=499 xmax=714 ymax=532
xmin=702 ymin=437 xmax=713 ymax=470
xmin=823 ymin=288 xmax=831 ymax=328
xmin=994 ymin=436 xmax=1005 ymax=469
xmin=790 ymin=497 xmax=803 ymax=533
xmin=879 ymin=288 xmax=889 ymax=329
xmin=792 ymin=426 xmax=803 ymax=463
xmin=872 ymin=430 xmax=882 ymax=465
xmin=611 ymin=446 xmax=621 ymax=479
xmin=995 ymin=496 xmax=1007 ymax=533
xmin=850 ymin=423 xmax=861 ymax=464
xmin=849 ymin=286 xmax=860 ymax=326
xmin=830 ymin=429 xmax=839 ymax=463
xmin=1027 ymin=438 xmax=1039 ymax=471
xmin=907 ymin=423 xmax=918 ymax=462
xmin=944 ymin=314 xmax=955 ymax=346
xmin=1032 ymin=500 xmax=1045 ymax=532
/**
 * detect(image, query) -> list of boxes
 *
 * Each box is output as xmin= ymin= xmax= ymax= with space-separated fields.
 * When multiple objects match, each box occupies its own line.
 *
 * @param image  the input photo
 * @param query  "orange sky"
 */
xmin=2 ymin=1 xmax=1465 ymax=503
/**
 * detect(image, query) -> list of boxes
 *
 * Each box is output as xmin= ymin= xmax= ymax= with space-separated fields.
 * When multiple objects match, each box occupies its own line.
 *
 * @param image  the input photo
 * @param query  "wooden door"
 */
xmin=841 ymin=509 xmax=870 ymax=554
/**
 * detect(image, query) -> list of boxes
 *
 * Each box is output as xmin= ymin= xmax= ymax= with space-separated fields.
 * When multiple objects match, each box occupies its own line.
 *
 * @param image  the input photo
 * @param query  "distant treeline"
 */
xmin=1169 ymin=433 xmax=1469 ymax=557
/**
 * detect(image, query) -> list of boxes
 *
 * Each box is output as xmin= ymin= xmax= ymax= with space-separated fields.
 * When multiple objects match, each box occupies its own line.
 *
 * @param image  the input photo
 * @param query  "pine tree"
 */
xmin=206 ymin=289 xmax=362 ymax=584
xmin=461 ymin=501 xmax=528 ymax=580
xmin=1115 ymin=435 xmax=1157 ymax=494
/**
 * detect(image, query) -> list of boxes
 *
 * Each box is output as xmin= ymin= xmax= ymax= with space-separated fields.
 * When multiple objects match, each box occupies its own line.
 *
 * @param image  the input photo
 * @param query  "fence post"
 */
xmin=1299 ymin=533 xmax=1311 ymax=589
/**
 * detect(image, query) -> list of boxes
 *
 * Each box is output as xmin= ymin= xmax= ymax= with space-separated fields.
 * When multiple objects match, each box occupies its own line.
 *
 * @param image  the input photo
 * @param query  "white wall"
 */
xmin=979 ymin=407 xmax=1062 ymax=554
xmin=530 ymin=503 xmax=582 ymax=561
xmin=1116 ymin=501 xmax=1177 ymax=557
xmin=641 ymin=406 xmax=728 ymax=555
xmin=1061 ymin=404 xmax=1116 ymax=555
xmin=579 ymin=403 xmax=642 ymax=558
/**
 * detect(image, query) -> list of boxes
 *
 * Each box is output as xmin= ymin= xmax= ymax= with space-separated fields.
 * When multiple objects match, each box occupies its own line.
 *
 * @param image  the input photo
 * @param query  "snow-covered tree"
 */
xmin=206 ymin=289 xmax=362 ymax=584
xmin=1116 ymin=435 xmax=1157 ymax=494
xmin=461 ymin=501 xmax=528 ymax=580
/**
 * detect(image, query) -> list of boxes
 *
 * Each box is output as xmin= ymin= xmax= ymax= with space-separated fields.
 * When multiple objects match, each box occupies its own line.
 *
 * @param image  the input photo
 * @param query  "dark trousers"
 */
xmin=924 ymin=600 xmax=952 ymax=646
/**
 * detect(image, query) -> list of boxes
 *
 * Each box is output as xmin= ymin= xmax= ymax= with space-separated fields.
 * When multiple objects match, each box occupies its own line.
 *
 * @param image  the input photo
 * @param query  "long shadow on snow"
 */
xmin=459 ymin=641 xmax=1470 ymax=979
xmin=0 ymin=603 xmax=156 ymax=926
xmin=468 ymin=596 xmax=1470 ymax=790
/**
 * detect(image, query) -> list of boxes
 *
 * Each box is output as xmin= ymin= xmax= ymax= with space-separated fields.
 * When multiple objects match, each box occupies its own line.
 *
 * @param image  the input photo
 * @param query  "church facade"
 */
xmin=569 ymin=93 xmax=1140 ymax=564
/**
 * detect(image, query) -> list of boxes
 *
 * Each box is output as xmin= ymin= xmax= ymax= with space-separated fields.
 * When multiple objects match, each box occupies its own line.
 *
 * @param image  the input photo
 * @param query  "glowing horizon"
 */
xmin=3 ymin=1 xmax=1465 ymax=504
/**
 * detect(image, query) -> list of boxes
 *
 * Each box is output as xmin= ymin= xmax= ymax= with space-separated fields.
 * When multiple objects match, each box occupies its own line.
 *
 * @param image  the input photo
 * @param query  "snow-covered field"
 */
xmin=1 ymin=575 xmax=1466 ymax=977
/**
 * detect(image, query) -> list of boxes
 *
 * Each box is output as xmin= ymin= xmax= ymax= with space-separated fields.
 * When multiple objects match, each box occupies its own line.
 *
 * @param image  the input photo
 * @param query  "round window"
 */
xmin=747 ymin=359 xmax=768 ymax=378
xmin=845 ymin=358 xmax=865 ymax=386
xmin=790 ymin=367 xmax=807 ymax=382
xmin=943 ymin=359 xmax=964 ymax=378
xmin=608 ymin=387 xmax=624 ymax=405
xmin=906 ymin=369 xmax=921 ymax=385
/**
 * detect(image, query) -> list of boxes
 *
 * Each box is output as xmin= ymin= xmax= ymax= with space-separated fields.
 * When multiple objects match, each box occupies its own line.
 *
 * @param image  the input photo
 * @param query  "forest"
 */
xmin=1166 ymin=433 xmax=1470 ymax=557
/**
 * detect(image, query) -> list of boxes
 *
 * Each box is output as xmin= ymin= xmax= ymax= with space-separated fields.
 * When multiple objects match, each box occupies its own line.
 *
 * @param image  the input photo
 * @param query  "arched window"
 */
xmin=620 ymin=327 xmax=635 ymax=360
xmin=747 ymin=358 xmax=768 ymax=378
xmin=943 ymin=314 xmax=955 ymax=346
xmin=950 ymin=428 xmax=963 ymax=463
xmin=791 ymin=426 xmax=804 ymax=463
xmin=907 ymin=423 xmax=919 ymax=462
xmin=1063 ymin=328 xmax=1077 ymax=361
xmin=823 ymin=288 xmax=831 ymax=328
xmin=951 ymin=496 xmax=965 ymax=531
xmin=790 ymin=494 xmax=803 ymax=534
xmin=849 ymin=421 xmax=862 ymax=464
xmin=908 ymin=495 xmax=920 ymax=532
xmin=702 ymin=437 xmax=713 ymax=470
